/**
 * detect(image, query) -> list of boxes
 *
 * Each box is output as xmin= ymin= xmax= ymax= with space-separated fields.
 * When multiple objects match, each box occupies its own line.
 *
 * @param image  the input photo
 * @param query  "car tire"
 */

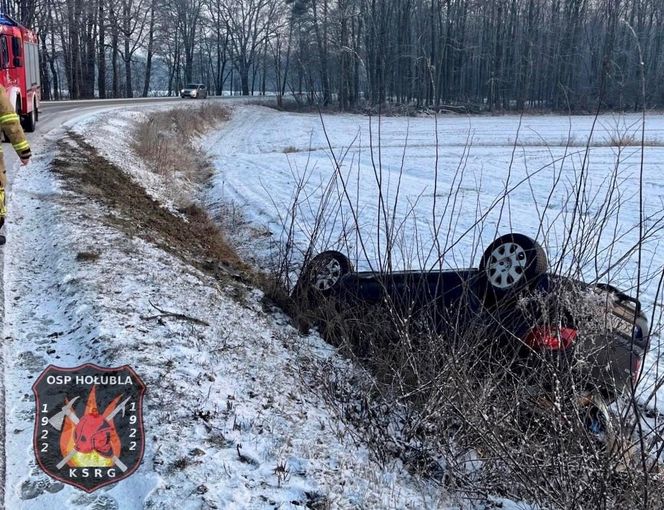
xmin=479 ymin=233 xmax=547 ymax=295
xmin=583 ymin=393 xmax=620 ymax=448
xmin=304 ymin=251 xmax=352 ymax=295
xmin=22 ymin=99 xmax=36 ymax=133
xmin=292 ymin=252 xmax=351 ymax=338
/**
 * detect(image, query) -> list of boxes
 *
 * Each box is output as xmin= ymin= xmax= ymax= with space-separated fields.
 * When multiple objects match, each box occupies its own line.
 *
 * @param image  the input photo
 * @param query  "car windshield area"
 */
xmin=185 ymin=84 xmax=198 ymax=89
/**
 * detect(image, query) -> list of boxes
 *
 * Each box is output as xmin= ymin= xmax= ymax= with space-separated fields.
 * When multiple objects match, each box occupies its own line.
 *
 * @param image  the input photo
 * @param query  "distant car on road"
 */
xmin=180 ymin=83 xmax=207 ymax=99
xmin=295 ymin=233 xmax=649 ymax=424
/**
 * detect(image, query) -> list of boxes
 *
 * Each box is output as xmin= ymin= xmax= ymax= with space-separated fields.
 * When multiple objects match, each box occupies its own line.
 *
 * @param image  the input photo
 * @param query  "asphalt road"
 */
xmin=40 ymin=96 xmax=180 ymax=114
xmin=39 ymin=95 xmax=239 ymax=118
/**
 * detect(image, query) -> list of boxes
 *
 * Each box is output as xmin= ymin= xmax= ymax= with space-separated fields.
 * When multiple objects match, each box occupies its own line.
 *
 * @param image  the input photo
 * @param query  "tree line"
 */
xmin=2 ymin=0 xmax=664 ymax=111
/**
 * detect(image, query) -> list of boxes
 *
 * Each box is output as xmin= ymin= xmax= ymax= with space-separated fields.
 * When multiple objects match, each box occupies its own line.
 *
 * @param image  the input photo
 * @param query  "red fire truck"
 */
xmin=0 ymin=14 xmax=40 ymax=132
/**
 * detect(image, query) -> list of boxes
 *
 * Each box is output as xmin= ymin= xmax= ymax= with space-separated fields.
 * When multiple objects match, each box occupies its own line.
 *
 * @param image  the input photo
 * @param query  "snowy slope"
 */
xmin=2 ymin=105 xmax=447 ymax=509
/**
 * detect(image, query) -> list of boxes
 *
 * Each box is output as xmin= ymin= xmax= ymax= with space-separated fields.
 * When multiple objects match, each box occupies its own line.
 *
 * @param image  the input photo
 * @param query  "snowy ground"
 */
xmin=200 ymin=105 xmax=664 ymax=405
xmin=1 ymin=104 xmax=449 ymax=509
xmin=6 ymin=101 xmax=662 ymax=508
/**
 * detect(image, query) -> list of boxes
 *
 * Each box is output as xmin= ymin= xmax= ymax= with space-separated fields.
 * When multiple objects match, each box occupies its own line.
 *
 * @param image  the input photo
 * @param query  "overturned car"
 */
xmin=294 ymin=233 xmax=649 ymax=429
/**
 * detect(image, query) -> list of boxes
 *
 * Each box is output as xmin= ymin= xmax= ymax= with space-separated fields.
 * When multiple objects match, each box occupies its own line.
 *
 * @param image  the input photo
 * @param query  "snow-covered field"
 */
xmin=201 ymin=105 xmax=664 ymax=402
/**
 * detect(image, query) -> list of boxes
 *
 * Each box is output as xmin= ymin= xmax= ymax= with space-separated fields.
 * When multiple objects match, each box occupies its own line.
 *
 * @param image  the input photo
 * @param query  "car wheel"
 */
xmin=582 ymin=393 xmax=623 ymax=452
xmin=584 ymin=396 xmax=612 ymax=435
xmin=292 ymin=251 xmax=352 ymax=322
xmin=479 ymin=233 xmax=547 ymax=294
xmin=304 ymin=251 xmax=352 ymax=295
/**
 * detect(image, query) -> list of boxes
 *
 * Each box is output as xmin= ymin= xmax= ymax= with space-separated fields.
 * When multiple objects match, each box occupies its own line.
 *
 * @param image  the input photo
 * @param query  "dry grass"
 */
xmin=295 ymin=279 xmax=664 ymax=509
xmin=507 ymin=132 xmax=664 ymax=147
xmin=132 ymin=103 xmax=230 ymax=186
xmin=54 ymin=132 xmax=249 ymax=282
xmin=599 ymin=133 xmax=664 ymax=147
xmin=507 ymin=133 xmax=664 ymax=148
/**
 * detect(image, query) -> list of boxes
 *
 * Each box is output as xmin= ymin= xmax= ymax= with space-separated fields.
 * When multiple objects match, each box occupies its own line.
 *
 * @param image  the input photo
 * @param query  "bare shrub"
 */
xmin=599 ymin=132 xmax=664 ymax=147
xmin=296 ymin=277 xmax=664 ymax=508
xmin=261 ymin=103 xmax=664 ymax=508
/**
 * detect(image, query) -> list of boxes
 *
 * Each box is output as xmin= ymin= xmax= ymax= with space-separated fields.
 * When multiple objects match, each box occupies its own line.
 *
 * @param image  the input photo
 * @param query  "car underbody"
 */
xmin=294 ymin=233 xmax=650 ymax=438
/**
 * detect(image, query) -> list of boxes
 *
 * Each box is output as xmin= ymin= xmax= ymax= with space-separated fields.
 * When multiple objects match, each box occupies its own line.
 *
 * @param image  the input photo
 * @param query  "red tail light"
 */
xmin=524 ymin=326 xmax=577 ymax=350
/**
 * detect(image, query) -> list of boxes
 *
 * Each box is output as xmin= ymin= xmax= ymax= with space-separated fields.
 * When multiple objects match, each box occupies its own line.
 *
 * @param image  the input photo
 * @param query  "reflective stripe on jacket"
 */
xmin=0 ymin=86 xmax=31 ymax=160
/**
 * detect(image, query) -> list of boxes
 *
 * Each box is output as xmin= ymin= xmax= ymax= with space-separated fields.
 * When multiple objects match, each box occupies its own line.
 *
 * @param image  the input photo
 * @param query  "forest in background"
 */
xmin=0 ymin=0 xmax=663 ymax=111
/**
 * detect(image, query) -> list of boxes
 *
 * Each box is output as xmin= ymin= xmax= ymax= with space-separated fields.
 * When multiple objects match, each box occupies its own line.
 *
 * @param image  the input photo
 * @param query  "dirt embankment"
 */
xmin=52 ymin=132 xmax=249 ymax=285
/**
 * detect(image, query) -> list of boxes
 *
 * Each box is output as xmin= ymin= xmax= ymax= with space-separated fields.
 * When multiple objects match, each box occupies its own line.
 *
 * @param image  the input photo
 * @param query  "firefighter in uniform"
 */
xmin=0 ymin=85 xmax=31 ymax=243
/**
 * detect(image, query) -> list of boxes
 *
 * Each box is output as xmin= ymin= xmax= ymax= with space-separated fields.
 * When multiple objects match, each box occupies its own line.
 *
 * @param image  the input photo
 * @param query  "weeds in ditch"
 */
xmin=132 ymin=102 xmax=229 ymax=186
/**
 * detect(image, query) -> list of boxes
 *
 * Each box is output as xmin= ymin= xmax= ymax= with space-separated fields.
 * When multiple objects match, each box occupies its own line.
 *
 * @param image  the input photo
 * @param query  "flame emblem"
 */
xmin=59 ymin=386 xmax=123 ymax=468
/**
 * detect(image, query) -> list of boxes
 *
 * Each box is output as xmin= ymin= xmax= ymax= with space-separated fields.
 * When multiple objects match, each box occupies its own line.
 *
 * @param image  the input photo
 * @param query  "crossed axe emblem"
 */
xmin=48 ymin=395 xmax=132 ymax=472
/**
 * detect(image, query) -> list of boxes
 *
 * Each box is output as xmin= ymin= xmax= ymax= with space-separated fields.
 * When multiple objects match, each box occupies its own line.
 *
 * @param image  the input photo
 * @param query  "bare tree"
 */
xmin=218 ymin=0 xmax=282 ymax=95
xmin=2 ymin=0 xmax=662 ymax=108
